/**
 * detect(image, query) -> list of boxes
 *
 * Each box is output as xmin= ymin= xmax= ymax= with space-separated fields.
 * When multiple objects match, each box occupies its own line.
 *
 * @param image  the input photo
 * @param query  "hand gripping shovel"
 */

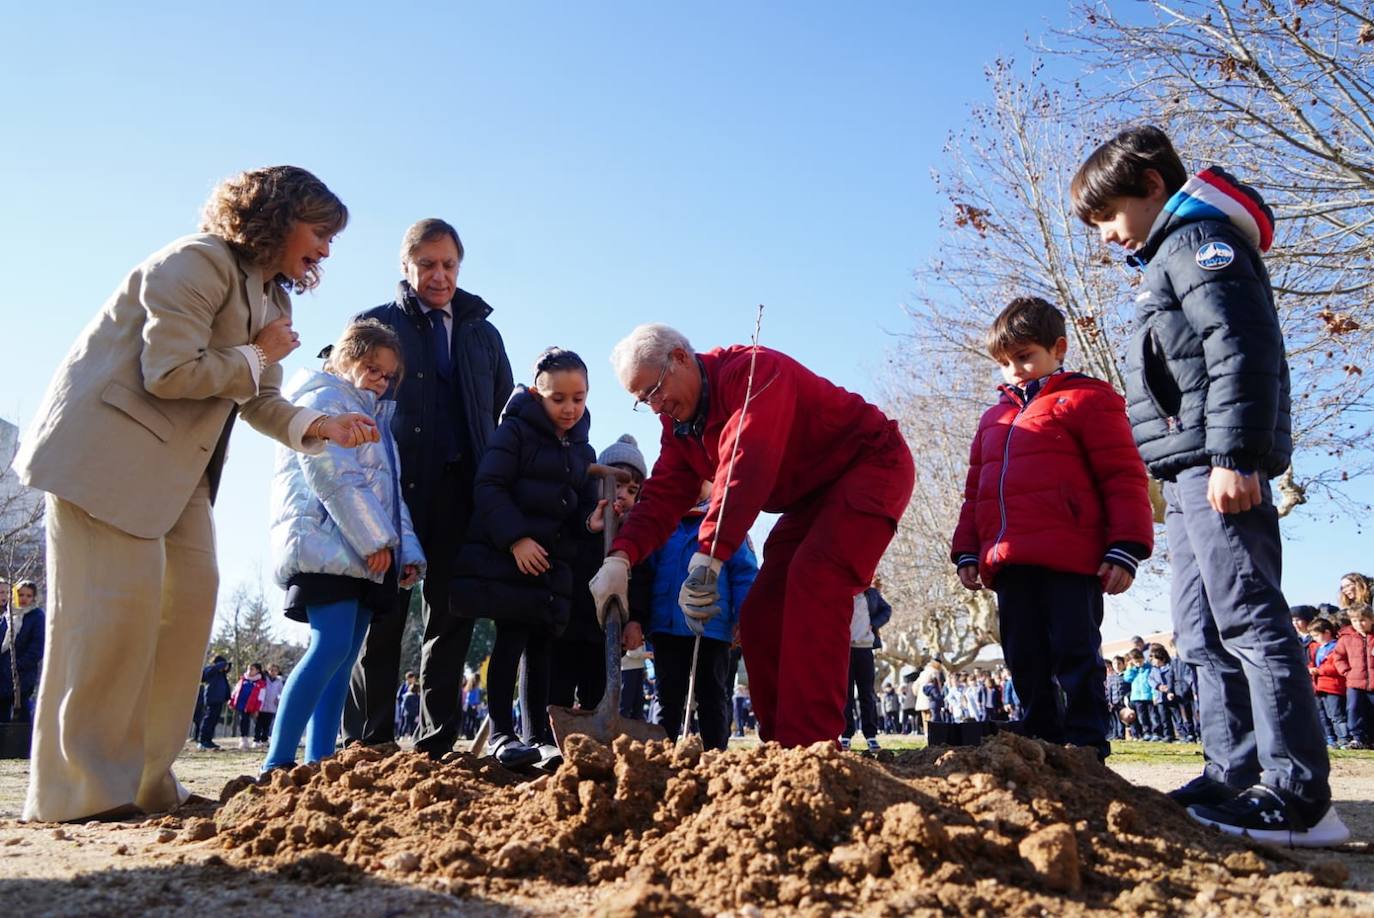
xmin=548 ymin=464 xmax=667 ymax=750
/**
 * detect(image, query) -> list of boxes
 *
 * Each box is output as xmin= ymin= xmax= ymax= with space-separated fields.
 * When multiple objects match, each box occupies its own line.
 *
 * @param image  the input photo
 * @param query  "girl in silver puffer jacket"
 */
xmin=262 ymin=320 xmax=425 ymax=772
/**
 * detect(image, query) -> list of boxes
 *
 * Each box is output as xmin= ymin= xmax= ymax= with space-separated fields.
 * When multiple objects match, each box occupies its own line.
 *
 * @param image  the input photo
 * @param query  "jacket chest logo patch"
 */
xmin=1195 ymin=241 xmax=1235 ymax=270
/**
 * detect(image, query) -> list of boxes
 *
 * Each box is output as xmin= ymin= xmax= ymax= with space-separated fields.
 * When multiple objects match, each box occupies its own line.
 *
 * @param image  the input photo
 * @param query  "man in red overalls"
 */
xmin=590 ymin=324 xmax=914 ymax=747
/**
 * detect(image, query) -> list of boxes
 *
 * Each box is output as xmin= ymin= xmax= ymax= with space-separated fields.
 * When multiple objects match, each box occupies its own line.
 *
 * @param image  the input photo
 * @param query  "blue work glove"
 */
xmin=679 ymin=552 xmax=724 ymax=636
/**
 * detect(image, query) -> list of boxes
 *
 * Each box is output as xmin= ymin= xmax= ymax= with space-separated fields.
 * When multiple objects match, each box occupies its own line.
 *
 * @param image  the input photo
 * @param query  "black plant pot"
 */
xmin=0 ymin=720 xmax=33 ymax=759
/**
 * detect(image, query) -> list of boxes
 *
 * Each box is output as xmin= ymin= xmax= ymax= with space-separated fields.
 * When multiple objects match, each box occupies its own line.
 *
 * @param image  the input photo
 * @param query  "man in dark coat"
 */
xmin=345 ymin=218 xmax=513 ymax=755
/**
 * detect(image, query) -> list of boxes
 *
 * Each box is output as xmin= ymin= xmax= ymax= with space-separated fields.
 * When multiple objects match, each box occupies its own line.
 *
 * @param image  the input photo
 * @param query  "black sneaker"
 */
xmin=1188 ymin=785 xmax=1351 ymax=848
xmin=1167 ymin=774 xmax=1242 ymax=809
xmin=486 ymin=732 xmax=541 ymax=769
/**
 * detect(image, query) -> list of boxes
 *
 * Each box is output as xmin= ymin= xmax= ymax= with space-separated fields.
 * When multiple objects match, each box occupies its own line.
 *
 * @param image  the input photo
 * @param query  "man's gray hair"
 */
xmin=609 ymin=324 xmax=695 ymax=389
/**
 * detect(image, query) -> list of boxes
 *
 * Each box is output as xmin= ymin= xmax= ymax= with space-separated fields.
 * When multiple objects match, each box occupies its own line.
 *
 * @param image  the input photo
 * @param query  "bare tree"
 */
xmin=0 ymin=420 xmax=44 ymax=588
xmin=875 ymin=351 xmax=1002 ymax=674
xmin=209 ymin=580 xmax=305 ymax=674
xmin=1059 ymin=0 xmax=1374 ymax=512
xmin=879 ymin=5 xmax=1374 ymax=674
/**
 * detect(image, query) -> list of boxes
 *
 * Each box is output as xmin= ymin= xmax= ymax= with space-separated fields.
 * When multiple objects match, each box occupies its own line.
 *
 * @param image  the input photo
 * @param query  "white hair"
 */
xmin=609 ymin=324 xmax=695 ymax=389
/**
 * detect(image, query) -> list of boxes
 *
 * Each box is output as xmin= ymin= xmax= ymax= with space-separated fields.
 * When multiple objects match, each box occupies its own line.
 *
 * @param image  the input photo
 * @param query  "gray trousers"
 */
xmin=1163 ymin=467 xmax=1329 ymax=803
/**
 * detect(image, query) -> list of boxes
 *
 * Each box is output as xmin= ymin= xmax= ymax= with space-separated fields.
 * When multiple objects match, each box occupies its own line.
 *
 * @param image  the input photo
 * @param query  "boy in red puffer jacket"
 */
xmin=1306 ymin=618 xmax=1348 ymax=748
xmin=951 ymin=296 xmax=1154 ymax=759
xmin=1332 ymin=604 xmax=1374 ymax=748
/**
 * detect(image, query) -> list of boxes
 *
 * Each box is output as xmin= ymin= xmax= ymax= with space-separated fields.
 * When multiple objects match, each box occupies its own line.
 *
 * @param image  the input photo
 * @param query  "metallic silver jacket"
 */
xmin=270 ymin=369 xmax=425 ymax=589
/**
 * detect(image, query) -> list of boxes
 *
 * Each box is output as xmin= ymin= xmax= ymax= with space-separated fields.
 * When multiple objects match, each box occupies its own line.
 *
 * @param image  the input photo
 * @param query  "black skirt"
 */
xmin=284 ymin=570 xmax=401 ymax=624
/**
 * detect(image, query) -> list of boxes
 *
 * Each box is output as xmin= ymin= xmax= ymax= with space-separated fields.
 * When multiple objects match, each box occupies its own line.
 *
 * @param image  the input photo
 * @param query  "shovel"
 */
xmin=548 ymin=464 xmax=668 ymax=750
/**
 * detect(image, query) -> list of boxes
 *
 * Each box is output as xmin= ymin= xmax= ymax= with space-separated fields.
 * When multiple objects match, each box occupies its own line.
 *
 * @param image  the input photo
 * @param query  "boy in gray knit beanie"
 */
xmin=597 ymin=434 xmax=647 ymax=518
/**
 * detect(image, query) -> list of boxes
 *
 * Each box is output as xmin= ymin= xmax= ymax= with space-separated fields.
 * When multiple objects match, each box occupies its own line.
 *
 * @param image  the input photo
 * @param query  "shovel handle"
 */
xmin=591 ymin=470 xmax=627 ymax=712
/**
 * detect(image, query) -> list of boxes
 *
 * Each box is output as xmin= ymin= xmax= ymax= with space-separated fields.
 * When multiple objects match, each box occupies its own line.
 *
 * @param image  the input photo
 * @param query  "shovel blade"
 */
xmin=548 ymin=702 xmax=667 ymax=750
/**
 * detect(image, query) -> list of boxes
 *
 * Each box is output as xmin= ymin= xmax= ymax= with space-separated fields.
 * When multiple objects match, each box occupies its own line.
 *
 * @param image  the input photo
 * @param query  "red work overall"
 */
xmin=613 ymin=345 xmax=915 ymax=747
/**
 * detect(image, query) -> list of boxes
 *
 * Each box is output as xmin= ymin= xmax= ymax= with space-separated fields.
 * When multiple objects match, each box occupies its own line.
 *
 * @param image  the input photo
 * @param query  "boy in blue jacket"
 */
xmin=1073 ymin=125 xmax=1343 ymax=845
xmin=630 ymin=481 xmax=757 ymax=750
xmin=1122 ymin=649 xmax=1158 ymax=741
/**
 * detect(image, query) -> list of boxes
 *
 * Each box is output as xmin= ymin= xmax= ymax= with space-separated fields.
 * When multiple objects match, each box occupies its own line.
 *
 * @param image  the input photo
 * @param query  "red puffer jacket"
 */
xmin=950 ymin=373 xmax=1154 ymax=588
xmin=1309 ymin=640 xmax=1346 ymax=695
xmin=1332 ymin=626 xmax=1374 ymax=692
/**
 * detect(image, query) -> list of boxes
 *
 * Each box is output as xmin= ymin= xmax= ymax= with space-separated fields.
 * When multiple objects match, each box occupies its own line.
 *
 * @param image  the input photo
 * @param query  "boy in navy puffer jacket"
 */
xmin=1073 ymin=125 xmax=1344 ymax=846
xmin=952 ymin=297 xmax=1153 ymax=761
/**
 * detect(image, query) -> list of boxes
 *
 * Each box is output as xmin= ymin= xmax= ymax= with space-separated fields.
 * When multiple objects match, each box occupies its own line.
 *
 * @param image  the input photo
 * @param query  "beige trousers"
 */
xmin=24 ymin=484 xmax=218 ymax=822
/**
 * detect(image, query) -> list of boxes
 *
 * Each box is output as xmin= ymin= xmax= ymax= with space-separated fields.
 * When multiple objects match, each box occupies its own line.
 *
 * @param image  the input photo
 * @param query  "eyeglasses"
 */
xmin=631 ymin=360 xmax=672 ymax=412
xmin=363 ymin=363 xmax=398 ymax=384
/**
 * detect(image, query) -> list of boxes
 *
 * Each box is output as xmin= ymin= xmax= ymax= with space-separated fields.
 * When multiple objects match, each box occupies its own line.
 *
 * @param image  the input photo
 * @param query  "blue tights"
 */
xmin=263 ymin=599 xmax=372 ymax=771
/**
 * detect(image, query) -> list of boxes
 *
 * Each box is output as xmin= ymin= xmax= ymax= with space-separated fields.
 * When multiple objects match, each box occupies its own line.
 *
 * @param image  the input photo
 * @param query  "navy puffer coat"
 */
xmin=1125 ymin=167 xmax=1291 ymax=480
xmin=452 ymin=386 xmax=597 ymax=631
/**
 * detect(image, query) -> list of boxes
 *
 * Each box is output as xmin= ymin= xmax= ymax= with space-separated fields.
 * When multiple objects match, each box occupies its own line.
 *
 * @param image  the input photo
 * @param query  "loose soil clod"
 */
xmin=205 ymin=733 xmax=1354 ymax=915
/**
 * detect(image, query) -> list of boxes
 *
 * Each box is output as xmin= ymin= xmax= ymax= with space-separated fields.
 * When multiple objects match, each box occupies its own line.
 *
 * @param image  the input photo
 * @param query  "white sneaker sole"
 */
xmin=1188 ymin=804 xmax=1352 ymax=848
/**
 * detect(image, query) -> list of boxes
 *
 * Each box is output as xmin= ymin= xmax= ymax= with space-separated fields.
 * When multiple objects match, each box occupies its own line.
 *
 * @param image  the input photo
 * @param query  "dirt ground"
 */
xmin=0 ymin=738 xmax=1371 ymax=916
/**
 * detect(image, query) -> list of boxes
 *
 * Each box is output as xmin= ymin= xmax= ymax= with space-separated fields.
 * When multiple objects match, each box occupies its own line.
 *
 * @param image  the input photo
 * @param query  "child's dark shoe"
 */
xmin=1167 ymin=774 xmax=1241 ymax=809
xmin=486 ymin=732 xmax=540 ymax=769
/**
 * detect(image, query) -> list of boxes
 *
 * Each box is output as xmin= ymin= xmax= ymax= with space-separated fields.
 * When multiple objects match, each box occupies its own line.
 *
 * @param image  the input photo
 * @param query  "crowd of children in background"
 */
xmin=1296 ymin=572 xmax=1374 ymax=750
xmin=1108 ymin=639 xmax=1198 ymax=743
xmin=871 ymin=664 xmax=1022 ymax=737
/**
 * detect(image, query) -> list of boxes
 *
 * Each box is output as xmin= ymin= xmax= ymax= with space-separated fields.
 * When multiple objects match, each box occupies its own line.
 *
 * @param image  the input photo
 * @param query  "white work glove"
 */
xmin=590 ymin=555 xmax=631 ymax=627
xmin=679 ymin=552 xmax=724 ymax=636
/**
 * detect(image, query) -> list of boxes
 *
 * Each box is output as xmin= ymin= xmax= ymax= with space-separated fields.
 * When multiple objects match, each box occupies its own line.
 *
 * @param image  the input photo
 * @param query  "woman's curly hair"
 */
xmin=200 ymin=165 xmax=347 ymax=294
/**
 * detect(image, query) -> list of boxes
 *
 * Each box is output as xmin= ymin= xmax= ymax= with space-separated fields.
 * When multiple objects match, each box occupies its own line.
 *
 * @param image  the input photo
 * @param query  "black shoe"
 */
xmin=1167 ymin=774 xmax=1242 ymax=809
xmin=486 ymin=732 xmax=540 ymax=769
xmin=1188 ymin=785 xmax=1351 ymax=848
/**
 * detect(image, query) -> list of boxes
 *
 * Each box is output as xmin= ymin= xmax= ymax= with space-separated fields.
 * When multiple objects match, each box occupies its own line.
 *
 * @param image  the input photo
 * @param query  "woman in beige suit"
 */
xmin=15 ymin=165 xmax=379 ymax=822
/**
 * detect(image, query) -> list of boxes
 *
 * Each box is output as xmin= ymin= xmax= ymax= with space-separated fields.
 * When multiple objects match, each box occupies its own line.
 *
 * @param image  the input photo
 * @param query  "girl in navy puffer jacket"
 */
xmin=453 ymin=348 xmax=599 ymax=767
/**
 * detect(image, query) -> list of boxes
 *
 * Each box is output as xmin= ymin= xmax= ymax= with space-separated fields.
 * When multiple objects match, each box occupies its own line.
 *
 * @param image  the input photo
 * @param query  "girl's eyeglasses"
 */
xmin=364 ymin=363 xmax=398 ymax=384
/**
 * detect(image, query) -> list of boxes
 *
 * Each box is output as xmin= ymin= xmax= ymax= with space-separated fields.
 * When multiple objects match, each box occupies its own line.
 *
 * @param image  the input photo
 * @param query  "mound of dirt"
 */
xmin=204 ymin=733 xmax=1354 ymax=915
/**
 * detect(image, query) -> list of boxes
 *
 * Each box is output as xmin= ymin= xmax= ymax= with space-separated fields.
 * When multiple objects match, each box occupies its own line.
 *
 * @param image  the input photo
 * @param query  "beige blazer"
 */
xmin=15 ymin=234 xmax=322 ymax=539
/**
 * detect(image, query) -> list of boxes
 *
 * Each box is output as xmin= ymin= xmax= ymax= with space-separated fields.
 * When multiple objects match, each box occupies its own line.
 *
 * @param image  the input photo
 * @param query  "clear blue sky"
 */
xmin=2 ymin=2 xmax=1367 ymax=645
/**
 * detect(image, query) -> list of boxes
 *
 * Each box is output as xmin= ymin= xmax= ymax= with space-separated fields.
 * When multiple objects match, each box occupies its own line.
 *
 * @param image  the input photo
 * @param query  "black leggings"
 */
xmin=488 ymin=621 xmax=553 ymax=744
xmin=548 ymin=637 xmax=606 ymax=711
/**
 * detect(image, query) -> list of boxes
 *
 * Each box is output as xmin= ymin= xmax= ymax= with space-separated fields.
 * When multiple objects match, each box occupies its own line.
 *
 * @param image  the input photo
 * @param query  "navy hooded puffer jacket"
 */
xmin=1124 ymin=166 xmax=1291 ymax=480
xmin=451 ymin=386 xmax=598 ymax=632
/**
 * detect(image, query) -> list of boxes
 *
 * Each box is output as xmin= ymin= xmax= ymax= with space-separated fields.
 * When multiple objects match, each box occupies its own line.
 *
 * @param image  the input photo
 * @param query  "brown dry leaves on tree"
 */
xmin=1060 ymin=0 xmax=1374 ymax=515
